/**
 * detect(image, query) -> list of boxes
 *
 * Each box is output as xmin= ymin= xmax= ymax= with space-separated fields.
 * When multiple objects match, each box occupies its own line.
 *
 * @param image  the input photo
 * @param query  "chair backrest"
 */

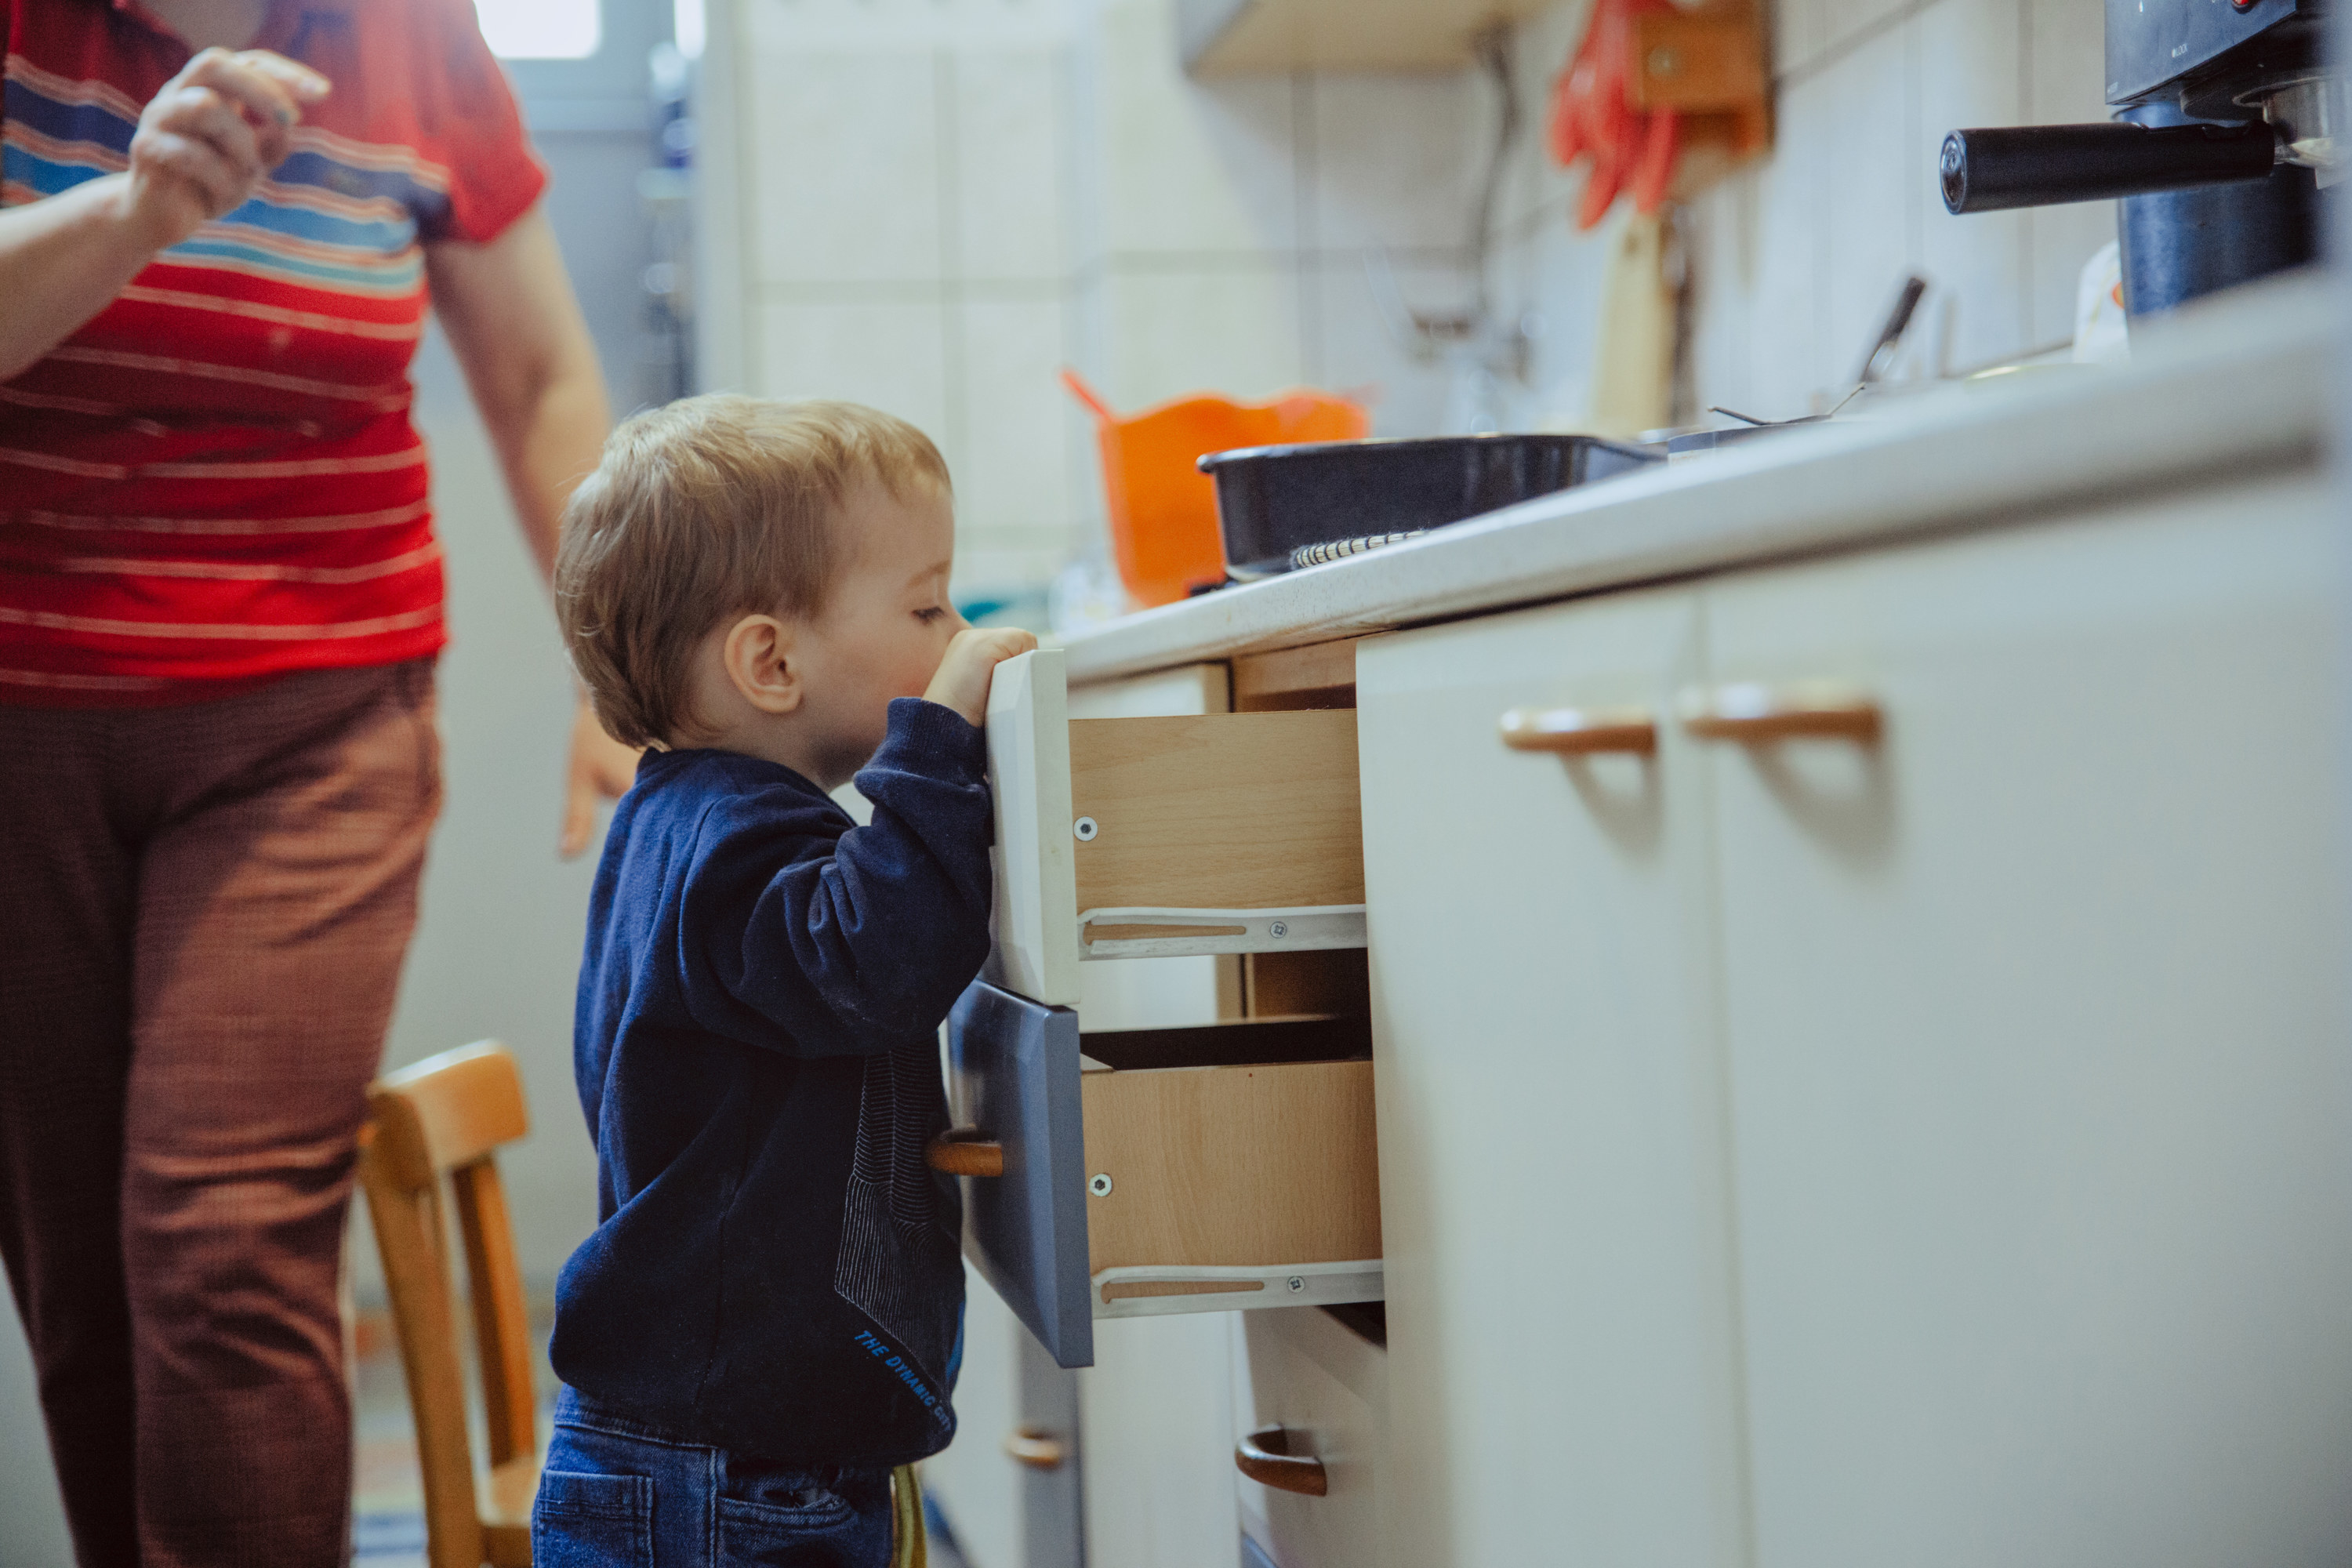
xmin=358 ymin=1041 xmax=534 ymax=1568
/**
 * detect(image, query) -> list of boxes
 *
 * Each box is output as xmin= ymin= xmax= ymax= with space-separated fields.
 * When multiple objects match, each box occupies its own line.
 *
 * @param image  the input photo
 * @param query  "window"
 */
xmin=473 ymin=0 xmax=601 ymax=60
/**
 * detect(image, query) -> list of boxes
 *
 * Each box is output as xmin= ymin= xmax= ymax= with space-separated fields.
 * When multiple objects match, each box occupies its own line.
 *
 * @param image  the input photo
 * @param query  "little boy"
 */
xmin=534 ymin=395 xmax=1033 ymax=1566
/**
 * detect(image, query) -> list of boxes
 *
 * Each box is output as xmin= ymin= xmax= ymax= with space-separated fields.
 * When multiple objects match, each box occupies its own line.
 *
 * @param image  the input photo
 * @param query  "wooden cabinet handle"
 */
xmin=1003 ymin=1427 xmax=1066 ymax=1470
xmin=924 ymin=1130 xmax=1004 ymax=1177
xmin=1236 ymin=1425 xmax=1328 ymax=1497
xmin=1682 ymin=683 xmax=1882 ymax=744
xmin=1498 ymin=705 xmax=1657 ymax=756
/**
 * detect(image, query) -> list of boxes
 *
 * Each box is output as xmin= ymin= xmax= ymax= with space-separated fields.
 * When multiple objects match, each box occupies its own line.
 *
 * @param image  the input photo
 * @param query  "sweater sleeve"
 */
xmin=677 ymin=699 xmax=996 ymax=1056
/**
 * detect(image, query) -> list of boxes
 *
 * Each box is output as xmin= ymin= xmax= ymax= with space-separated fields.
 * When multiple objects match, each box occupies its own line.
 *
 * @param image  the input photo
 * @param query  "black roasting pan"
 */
xmin=1198 ymin=433 xmax=1661 ymax=579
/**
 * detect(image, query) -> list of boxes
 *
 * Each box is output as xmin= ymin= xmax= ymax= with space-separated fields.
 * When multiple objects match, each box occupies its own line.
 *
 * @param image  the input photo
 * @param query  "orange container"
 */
xmin=1062 ymin=369 xmax=1370 ymax=608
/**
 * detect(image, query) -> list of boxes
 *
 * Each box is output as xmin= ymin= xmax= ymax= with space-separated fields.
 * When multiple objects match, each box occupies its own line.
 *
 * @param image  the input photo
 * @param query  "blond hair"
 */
xmin=555 ymin=394 xmax=950 ymax=748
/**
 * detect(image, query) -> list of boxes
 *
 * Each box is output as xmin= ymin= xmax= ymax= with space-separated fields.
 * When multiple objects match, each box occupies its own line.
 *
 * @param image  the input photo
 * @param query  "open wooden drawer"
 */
xmin=984 ymin=648 xmax=1363 ymax=1007
xmin=938 ymin=980 xmax=1382 ymax=1369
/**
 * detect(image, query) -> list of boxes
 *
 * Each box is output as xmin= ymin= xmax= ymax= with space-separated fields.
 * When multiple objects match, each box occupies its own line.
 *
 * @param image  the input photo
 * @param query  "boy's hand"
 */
xmin=925 ymin=627 xmax=1039 ymax=728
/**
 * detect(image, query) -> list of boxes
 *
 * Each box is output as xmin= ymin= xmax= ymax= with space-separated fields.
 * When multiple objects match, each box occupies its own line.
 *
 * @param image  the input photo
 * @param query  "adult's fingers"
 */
xmin=179 ymin=47 xmax=304 ymax=132
xmin=155 ymin=85 xmax=268 ymax=176
xmin=233 ymin=49 xmax=332 ymax=106
xmin=137 ymin=130 xmax=248 ymax=220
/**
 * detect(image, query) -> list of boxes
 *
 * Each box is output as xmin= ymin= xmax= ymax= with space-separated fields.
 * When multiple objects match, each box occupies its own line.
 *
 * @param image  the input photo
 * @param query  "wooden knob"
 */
xmin=1499 ymin=705 xmax=1658 ymax=756
xmin=924 ymin=1130 xmax=1004 ymax=1178
xmin=1681 ymin=682 xmax=1882 ymax=745
xmin=1236 ymin=1425 xmax=1328 ymax=1497
xmin=1004 ymin=1427 xmax=1066 ymax=1470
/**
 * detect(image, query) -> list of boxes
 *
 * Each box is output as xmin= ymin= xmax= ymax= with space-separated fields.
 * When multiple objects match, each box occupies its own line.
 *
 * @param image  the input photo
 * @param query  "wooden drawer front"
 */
xmin=949 ymin=981 xmax=1384 ymax=1370
xmin=988 ymin=649 xmax=1366 ymax=1008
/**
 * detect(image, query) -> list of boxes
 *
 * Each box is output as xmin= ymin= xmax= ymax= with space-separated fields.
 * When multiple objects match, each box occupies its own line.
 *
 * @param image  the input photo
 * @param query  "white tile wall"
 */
xmin=1095 ymin=261 xmax=1308 ymax=408
xmin=1817 ymin=26 xmax=1922 ymax=388
xmin=1485 ymin=0 xmax=2112 ymax=422
xmin=1915 ymin=0 xmax=2031 ymax=372
xmin=1083 ymin=0 xmax=1301 ymax=259
xmin=755 ymin=294 xmax=952 ymax=434
xmin=948 ymin=49 xmax=1073 ymax=281
xmin=746 ymin=49 xmax=946 ymax=285
xmin=1306 ymin=73 xmax=1486 ymax=252
xmin=954 ymin=292 xmax=1083 ymax=539
xmin=721 ymin=0 xmax=2113 ymax=593
xmin=1308 ymin=254 xmax=1479 ymax=437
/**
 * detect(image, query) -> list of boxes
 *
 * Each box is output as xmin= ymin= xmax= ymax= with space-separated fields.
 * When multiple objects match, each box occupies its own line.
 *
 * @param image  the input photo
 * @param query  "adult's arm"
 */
xmin=425 ymin=209 xmax=639 ymax=856
xmin=0 ymin=49 xmax=325 ymax=381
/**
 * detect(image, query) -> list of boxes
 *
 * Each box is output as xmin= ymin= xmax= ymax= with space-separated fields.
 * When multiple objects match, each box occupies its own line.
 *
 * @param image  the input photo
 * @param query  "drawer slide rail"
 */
xmin=1078 ymin=904 xmax=1367 ymax=960
xmin=1092 ymin=1260 xmax=1385 ymax=1318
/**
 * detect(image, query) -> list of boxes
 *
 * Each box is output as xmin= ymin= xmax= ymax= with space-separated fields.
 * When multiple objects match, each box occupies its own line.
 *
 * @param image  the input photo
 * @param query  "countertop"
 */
xmin=1059 ymin=270 xmax=2339 ymax=688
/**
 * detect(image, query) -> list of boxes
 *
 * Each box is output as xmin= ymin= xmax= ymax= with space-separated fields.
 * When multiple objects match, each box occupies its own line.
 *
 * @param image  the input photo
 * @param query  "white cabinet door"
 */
xmin=1233 ymin=1308 xmax=1389 ymax=1568
xmin=923 ymin=1265 xmax=1033 ymax=1568
xmin=1356 ymin=589 xmax=1748 ymax=1568
xmin=1701 ymin=478 xmax=2352 ymax=1568
xmin=1079 ymin=1312 xmax=1241 ymax=1568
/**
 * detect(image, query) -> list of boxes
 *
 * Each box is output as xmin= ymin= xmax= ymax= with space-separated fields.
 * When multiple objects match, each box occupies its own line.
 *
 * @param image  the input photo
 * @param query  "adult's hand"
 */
xmin=123 ymin=49 xmax=330 ymax=250
xmin=561 ymin=697 xmax=642 ymax=859
xmin=0 ymin=49 xmax=328 ymax=380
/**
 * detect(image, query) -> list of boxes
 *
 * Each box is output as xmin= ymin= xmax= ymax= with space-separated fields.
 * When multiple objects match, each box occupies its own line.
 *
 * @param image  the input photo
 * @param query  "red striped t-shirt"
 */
xmin=0 ymin=0 xmax=546 ymax=703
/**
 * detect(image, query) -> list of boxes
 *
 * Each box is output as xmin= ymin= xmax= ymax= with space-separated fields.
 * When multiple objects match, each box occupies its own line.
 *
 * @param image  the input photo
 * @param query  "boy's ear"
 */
xmin=721 ymin=613 xmax=804 ymax=716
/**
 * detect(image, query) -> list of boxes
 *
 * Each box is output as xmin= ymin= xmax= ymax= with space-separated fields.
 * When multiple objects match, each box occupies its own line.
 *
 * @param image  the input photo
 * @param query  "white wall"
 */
xmin=709 ymin=0 xmax=2113 ymax=593
xmin=1489 ymin=0 xmax=2113 ymax=423
xmin=708 ymin=0 xmax=1497 ymax=604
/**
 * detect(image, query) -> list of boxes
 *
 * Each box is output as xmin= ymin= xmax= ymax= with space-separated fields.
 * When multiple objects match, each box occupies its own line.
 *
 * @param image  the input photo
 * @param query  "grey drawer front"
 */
xmin=947 ymin=982 xmax=1094 ymax=1368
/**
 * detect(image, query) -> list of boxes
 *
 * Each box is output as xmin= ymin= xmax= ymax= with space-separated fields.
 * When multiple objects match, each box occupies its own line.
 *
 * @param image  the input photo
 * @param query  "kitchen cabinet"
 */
xmin=953 ymin=644 xmax=1383 ymax=1368
xmin=1704 ymin=477 xmax=2352 ymax=1568
xmin=947 ymin=986 xmax=1381 ymax=1367
xmin=1232 ymin=1306 xmax=1392 ymax=1568
xmin=983 ymin=647 xmax=1365 ymax=1010
xmin=1078 ymin=1313 xmax=1242 ymax=1568
xmin=1355 ymin=586 xmax=1748 ymax=1568
xmin=1353 ymin=472 xmax=2352 ymax=1567
xmin=921 ymin=1265 xmax=1082 ymax=1568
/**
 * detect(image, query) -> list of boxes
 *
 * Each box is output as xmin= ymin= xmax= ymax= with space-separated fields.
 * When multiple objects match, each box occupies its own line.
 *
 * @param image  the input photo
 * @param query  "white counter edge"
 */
xmin=1058 ymin=270 xmax=2340 ymax=687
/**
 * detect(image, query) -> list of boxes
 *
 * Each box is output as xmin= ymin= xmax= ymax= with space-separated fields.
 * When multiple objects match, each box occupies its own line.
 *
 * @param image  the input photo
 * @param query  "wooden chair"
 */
xmin=358 ymin=1040 xmax=539 ymax=1568
xmin=358 ymin=1039 xmax=930 ymax=1568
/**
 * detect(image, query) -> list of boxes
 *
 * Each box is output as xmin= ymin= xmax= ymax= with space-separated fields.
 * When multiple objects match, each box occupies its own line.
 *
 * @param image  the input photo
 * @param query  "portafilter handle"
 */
xmin=1940 ymin=122 xmax=2279 ymax=213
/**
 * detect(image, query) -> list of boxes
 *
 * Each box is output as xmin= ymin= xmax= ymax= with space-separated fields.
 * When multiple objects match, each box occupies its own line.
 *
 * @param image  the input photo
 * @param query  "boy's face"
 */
xmin=788 ymin=476 xmax=966 ymax=784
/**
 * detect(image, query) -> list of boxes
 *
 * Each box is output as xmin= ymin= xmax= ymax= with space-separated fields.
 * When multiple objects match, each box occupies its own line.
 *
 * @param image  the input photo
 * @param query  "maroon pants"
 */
xmin=0 ymin=660 xmax=441 ymax=1568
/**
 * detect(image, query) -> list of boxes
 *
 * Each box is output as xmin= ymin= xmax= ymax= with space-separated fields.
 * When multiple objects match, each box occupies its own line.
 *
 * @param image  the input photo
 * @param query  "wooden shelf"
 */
xmin=1181 ymin=0 xmax=1556 ymax=74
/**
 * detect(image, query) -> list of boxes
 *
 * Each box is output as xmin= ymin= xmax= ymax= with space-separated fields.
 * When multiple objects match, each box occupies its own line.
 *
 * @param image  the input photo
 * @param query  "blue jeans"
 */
xmin=532 ymin=1388 xmax=895 ymax=1568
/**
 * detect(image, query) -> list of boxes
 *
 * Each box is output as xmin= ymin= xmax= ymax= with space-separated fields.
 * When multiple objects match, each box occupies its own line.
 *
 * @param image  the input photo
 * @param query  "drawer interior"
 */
xmin=1069 ymin=710 xmax=1364 ymax=915
xmin=985 ymin=648 xmax=1369 ymax=1007
xmin=1077 ymin=1016 xmax=1381 ymax=1291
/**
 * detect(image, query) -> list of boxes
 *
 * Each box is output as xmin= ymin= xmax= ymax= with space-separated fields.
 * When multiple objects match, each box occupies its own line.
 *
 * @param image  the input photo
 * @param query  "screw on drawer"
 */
xmin=1088 ymin=1173 xmax=1113 ymax=1197
xmin=1269 ymin=920 xmax=1288 ymax=938
xmin=1287 ymin=1276 xmax=1305 ymax=1293
xmin=1073 ymin=816 xmax=1098 ymax=841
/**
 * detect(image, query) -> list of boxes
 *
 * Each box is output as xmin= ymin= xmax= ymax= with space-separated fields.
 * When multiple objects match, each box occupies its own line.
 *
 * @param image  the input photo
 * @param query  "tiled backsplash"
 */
xmin=1491 ymin=0 xmax=2113 ymax=426
xmin=710 ymin=0 xmax=1490 ymax=602
xmin=707 ymin=0 xmax=2114 ymax=597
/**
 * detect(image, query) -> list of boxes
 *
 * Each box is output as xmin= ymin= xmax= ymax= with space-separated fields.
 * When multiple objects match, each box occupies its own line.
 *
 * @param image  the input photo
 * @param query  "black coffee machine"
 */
xmin=1939 ymin=0 xmax=2340 ymax=316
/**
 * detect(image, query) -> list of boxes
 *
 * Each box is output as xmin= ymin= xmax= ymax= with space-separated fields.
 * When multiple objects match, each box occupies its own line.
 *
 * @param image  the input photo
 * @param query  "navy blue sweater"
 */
xmin=548 ymin=699 xmax=991 ymax=1466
